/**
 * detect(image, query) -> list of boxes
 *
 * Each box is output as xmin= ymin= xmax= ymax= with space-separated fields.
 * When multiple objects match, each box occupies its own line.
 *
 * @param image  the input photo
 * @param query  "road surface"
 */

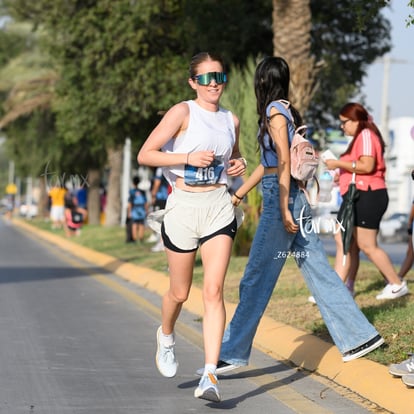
xmin=0 ymin=218 xmax=382 ymax=413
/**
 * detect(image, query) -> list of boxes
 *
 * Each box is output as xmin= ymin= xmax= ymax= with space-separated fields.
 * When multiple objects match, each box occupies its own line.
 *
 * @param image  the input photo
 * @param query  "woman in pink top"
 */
xmin=325 ymin=102 xmax=408 ymax=300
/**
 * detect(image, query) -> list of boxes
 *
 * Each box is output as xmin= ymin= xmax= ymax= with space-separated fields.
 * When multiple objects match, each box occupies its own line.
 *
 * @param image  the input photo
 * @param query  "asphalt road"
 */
xmin=0 ymin=218 xmax=380 ymax=413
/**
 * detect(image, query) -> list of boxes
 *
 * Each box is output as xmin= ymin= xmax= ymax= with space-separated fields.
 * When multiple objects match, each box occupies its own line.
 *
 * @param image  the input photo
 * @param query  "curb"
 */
xmin=14 ymin=219 xmax=412 ymax=413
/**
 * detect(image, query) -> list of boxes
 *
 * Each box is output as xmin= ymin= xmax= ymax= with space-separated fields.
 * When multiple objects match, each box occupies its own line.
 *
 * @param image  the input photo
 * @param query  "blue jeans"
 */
xmin=220 ymin=174 xmax=379 ymax=365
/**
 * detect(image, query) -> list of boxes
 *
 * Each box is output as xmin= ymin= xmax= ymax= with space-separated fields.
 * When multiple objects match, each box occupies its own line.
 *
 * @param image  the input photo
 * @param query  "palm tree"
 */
xmin=272 ymin=0 xmax=323 ymax=114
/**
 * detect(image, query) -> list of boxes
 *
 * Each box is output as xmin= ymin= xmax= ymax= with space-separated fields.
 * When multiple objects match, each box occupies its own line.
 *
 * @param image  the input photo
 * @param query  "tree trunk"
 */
xmin=272 ymin=0 xmax=323 ymax=114
xmin=104 ymin=146 xmax=123 ymax=227
xmin=86 ymin=168 xmax=101 ymax=225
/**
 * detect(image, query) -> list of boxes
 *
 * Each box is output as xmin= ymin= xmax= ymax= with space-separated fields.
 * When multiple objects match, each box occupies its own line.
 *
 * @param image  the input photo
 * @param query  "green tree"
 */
xmin=310 ymin=0 xmax=392 ymax=127
xmin=272 ymin=0 xmax=392 ymax=128
xmin=1 ymin=0 xmax=394 ymax=229
xmin=0 ymin=20 xmax=58 ymax=211
xmin=3 ymin=0 xmax=190 ymax=224
xmin=221 ymin=57 xmax=262 ymax=254
xmin=408 ymin=0 xmax=414 ymax=26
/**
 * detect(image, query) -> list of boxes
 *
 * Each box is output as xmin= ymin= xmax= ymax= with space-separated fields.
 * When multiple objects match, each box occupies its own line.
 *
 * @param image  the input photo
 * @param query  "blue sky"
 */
xmin=361 ymin=1 xmax=414 ymax=121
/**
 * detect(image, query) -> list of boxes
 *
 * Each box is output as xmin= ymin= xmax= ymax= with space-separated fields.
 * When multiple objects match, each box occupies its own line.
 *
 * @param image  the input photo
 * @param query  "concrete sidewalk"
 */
xmin=15 ymin=219 xmax=412 ymax=413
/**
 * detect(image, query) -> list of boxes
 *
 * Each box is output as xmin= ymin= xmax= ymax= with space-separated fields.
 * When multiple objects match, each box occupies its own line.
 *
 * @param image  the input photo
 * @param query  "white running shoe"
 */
xmin=146 ymin=233 xmax=158 ymax=242
xmin=376 ymin=281 xmax=409 ymax=300
xmin=307 ymin=296 xmax=316 ymax=304
xmin=151 ymin=240 xmax=164 ymax=252
xmin=155 ymin=326 xmax=178 ymax=377
xmin=194 ymin=372 xmax=221 ymax=402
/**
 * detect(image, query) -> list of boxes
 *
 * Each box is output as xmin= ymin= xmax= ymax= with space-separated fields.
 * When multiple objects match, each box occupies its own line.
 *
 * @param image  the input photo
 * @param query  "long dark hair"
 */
xmin=340 ymin=102 xmax=385 ymax=155
xmin=254 ymin=56 xmax=302 ymax=149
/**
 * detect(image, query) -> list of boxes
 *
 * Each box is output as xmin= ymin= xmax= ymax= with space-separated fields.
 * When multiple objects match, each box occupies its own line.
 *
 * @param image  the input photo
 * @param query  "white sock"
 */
xmin=160 ymin=330 xmax=175 ymax=347
xmin=203 ymin=363 xmax=217 ymax=376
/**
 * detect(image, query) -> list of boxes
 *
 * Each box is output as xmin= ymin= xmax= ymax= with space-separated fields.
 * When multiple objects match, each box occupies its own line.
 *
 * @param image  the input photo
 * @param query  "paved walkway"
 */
xmin=14 ymin=219 xmax=413 ymax=413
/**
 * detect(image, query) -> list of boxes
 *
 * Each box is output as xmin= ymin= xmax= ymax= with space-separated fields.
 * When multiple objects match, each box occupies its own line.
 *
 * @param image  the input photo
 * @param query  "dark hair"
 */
xmin=254 ymin=56 xmax=302 ymax=149
xmin=64 ymin=195 xmax=76 ymax=209
xmin=189 ymin=52 xmax=225 ymax=79
xmin=340 ymin=102 xmax=385 ymax=155
xmin=132 ymin=176 xmax=140 ymax=186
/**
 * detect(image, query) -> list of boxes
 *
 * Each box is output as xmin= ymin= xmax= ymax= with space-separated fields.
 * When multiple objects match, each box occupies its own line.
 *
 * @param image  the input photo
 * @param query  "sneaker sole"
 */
xmin=342 ymin=336 xmax=384 ymax=362
xmin=402 ymin=374 xmax=414 ymax=387
xmin=389 ymin=366 xmax=414 ymax=377
xmin=194 ymin=388 xmax=221 ymax=402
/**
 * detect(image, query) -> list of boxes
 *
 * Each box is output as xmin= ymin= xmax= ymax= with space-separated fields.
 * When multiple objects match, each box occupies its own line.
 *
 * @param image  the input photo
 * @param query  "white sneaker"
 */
xmin=155 ymin=326 xmax=178 ymax=377
xmin=376 ymin=281 xmax=409 ymax=300
xmin=151 ymin=240 xmax=164 ymax=252
xmin=146 ymin=233 xmax=158 ymax=243
xmin=194 ymin=372 xmax=221 ymax=402
xmin=307 ymin=296 xmax=316 ymax=304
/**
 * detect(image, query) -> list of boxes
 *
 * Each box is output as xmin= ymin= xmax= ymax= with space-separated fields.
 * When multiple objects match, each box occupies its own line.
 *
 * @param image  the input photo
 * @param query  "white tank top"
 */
xmin=162 ymin=100 xmax=236 ymax=187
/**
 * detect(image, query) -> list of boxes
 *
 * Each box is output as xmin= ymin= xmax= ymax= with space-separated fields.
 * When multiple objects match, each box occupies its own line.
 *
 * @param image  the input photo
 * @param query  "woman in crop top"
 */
xmin=324 ymin=102 xmax=408 ymax=300
xmin=137 ymin=52 xmax=246 ymax=402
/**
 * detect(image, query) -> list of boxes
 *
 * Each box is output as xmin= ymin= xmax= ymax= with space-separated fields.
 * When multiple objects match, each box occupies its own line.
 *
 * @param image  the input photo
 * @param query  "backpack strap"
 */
xmin=295 ymin=125 xmax=307 ymax=135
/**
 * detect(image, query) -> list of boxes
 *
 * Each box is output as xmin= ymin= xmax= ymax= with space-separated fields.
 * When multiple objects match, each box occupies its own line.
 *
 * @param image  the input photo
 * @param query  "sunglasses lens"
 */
xmin=195 ymin=72 xmax=227 ymax=85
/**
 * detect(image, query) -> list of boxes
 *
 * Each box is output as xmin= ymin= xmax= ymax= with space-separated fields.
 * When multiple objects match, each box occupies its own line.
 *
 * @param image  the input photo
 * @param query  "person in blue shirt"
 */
xmin=127 ymin=176 xmax=148 ymax=243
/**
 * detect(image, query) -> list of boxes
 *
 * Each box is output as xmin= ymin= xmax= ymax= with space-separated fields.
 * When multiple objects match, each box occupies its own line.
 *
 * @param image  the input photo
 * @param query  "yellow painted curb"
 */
xmin=14 ymin=219 xmax=413 ymax=413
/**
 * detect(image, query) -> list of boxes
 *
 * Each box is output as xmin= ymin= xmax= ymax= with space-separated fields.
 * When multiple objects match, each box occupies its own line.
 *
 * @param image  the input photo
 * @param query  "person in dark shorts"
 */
xmin=324 ymin=102 xmax=408 ymax=300
xmin=127 ymin=176 xmax=148 ymax=243
xmin=137 ymin=52 xmax=246 ymax=402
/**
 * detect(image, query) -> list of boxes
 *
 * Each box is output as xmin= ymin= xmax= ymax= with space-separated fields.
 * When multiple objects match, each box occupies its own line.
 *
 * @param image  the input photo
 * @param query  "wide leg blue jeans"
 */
xmin=220 ymin=174 xmax=379 ymax=365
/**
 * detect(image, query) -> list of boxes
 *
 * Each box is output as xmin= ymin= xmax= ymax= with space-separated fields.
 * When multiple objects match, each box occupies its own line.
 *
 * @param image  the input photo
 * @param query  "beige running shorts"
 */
xmin=152 ymin=186 xmax=242 ymax=251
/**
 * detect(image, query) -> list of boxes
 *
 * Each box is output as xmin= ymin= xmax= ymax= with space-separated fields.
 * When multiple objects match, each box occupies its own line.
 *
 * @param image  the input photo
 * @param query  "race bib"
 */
xmin=184 ymin=156 xmax=224 ymax=185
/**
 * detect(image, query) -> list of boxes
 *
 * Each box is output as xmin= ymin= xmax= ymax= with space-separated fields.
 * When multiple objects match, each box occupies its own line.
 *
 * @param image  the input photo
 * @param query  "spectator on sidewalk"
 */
xmin=4 ymin=182 xmax=17 ymax=220
xmin=324 ymin=102 xmax=408 ymax=300
xmin=75 ymin=184 xmax=88 ymax=210
xmin=64 ymin=194 xmax=87 ymax=237
xmin=48 ymin=183 xmax=67 ymax=229
xmin=127 ymin=176 xmax=148 ymax=243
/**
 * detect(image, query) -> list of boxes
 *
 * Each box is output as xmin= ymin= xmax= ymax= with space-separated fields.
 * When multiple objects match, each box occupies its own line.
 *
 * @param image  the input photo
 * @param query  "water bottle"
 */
xmin=319 ymin=171 xmax=333 ymax=202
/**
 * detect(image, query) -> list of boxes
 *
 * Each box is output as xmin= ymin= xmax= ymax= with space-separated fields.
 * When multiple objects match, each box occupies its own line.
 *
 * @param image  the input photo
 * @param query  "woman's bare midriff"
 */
xmin=264 ymin=167 xmax=278 ymax=175
xmin=175 ymin=177 xmax=225 ymax=192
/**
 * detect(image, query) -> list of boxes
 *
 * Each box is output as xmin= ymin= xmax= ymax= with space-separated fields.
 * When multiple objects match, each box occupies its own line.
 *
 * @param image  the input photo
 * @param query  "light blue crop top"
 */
xmin=260 ymin=100 xmax=296 ymax=168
